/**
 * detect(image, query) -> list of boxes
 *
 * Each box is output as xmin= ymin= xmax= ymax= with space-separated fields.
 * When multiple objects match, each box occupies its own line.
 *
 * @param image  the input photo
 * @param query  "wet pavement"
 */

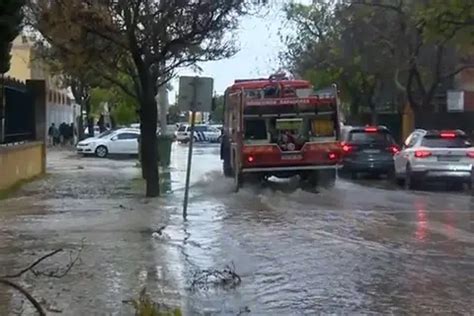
xmin=0 ymin=143 xmax=473 ymax=315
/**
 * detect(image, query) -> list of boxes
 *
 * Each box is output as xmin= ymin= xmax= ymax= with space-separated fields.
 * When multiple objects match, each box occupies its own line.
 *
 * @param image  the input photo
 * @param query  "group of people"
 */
xmin=48 ymin=122 xmax=75 ymax=146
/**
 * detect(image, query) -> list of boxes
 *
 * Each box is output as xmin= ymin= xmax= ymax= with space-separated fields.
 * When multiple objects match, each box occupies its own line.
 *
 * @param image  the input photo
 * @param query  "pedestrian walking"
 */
xmin=59 ymin=122 xmax=67 ymax=146
xmin=52 ymin=124 xmax=60 ymax=146
xmin=48 ymin=123 xmax=55 ymax=146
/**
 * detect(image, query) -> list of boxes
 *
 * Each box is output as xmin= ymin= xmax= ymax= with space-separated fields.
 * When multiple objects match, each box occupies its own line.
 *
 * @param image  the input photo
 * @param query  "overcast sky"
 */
xmin=171 ymin=0 xmax=311 ymax=103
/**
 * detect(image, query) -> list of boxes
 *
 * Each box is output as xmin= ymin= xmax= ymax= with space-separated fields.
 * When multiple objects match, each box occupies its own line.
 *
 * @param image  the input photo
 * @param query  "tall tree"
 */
xmin=282 ymin=1 xmax=393 ymax=123
xmin=282 ymin=0 xmax=474 ymax=122
xmin=351 ymin=0 xmax=474 ymax=114
xmin=0 ymin=0 xmax=25 ymax=142
xmin=31 ymin=0 xmax=265 ymax=197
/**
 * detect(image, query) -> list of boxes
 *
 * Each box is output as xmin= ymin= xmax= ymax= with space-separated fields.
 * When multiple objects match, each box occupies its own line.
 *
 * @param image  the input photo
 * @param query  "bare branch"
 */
xmin=1 ymin=249 xmax=63 ymax=279
xmin=0 ymin=279 xmax=46 ymax=316
xmin=442 ymin=64 xmax=474 ymax=80
xmin=351 ymin=0 xmax=404 ymax=14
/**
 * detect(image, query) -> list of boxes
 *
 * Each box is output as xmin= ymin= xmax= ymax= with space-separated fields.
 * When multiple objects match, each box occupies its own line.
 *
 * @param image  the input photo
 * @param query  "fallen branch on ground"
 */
xmin=31 ymin=240 xmax=85 ymax=278
xmin=191 ymin=263 xmax=241 ymax=290
xmin=0 ymin=278 xmax=46 ymax=316
xmin=2 ymin=249 xmax=63 ymax=278
xmin=0 ymin=239 xmax=85 ymax=315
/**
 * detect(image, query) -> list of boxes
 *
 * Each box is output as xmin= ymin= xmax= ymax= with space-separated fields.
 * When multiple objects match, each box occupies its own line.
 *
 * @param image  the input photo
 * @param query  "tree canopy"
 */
xmin=281 ymin=0 xmax=474 ymax=122
xmin=0 ymin=0 xmax=25 ymax=74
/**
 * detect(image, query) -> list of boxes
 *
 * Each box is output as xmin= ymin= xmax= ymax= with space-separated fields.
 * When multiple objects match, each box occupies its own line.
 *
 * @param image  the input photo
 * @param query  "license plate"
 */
xmin=364 ymin=149 xmax=381 ymax=154
xmin=438 ymin=156 xmax=459 ymax=162
xmin=281 ymin=154 xmax=303 ymax=160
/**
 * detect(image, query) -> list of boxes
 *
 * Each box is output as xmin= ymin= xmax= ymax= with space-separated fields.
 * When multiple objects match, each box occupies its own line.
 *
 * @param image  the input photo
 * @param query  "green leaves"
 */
xmin=0 ymin=0 xmax=25 ymax=73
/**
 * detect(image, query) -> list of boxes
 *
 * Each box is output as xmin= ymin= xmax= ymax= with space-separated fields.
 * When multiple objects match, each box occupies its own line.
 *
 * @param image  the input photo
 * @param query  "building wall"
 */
xmin=6 ymin=35 xmax=75 ymax=130
xmin=0 ymin=142 xmax=45 ymax=191
xmin=455 ymin=69 xmax=474 ymax=92
xmin=6 ymin=36 xmax=32 ymax=81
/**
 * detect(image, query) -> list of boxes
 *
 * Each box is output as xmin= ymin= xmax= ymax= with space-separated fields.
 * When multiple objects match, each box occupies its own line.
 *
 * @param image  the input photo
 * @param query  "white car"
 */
xmin=394 ymin=129 xmax=474 ymax=190
xmin=84 ymin=126 xmax=101 ymax=137
xmin=175 ymin=124 xmax=221 ymax=143
xmin=76 ymin=128 xmax=140 ymax=158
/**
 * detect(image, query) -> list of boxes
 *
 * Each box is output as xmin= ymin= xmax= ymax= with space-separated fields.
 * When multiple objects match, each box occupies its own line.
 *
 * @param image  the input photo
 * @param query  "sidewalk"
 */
xmin=0 ymin=150 xmax=181 ymax=315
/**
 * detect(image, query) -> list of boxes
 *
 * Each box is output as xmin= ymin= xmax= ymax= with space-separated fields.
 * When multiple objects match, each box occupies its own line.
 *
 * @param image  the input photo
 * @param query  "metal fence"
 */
xmin=1 ymin=82 xmax=35 ymax=144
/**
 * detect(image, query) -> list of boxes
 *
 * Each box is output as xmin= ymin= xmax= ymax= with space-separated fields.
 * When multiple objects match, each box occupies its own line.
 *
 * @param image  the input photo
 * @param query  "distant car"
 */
xmin=394 ymin=129 xmax=474 ymax=191
xmin=209 ymin=124 xmax=223 ymax=132
xmin=175 ymin=124 xmax=221 ymax=143
xmin=76 ymin=128 xmax=140 ymax=158
xmin=341 ymin=125 xmax=400 ymax=178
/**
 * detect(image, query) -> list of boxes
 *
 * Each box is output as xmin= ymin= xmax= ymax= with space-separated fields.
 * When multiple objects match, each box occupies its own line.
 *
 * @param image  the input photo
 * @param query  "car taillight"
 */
xmin=414 ymin=150 xmax=432 ymax=158
xmin=387 ymin=145 xmax=400 ymax=154
xmin=467 ymin=151 xmax=474 ymax=158
xmin=364 ymin=127 xmax=378 ymax=132
xmin=440 ymin=132 xmax=456 ymax=138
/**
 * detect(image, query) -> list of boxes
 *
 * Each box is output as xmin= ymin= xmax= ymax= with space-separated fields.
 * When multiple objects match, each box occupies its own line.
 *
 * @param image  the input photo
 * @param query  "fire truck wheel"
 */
xmin=318 ymin=170 xmax=336 ymax=188
xmin=234 ymin=171 xmax=243 ymax=192
xmin=305 ymin=171 xmax=319 ymax=187
xmin=223 ymin=157 xmax=233 ymax=177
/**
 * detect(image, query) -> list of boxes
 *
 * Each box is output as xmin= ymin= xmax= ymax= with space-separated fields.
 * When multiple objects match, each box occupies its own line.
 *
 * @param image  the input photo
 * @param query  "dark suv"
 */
xmin=341 ymin=126 xmax=400 ymax=178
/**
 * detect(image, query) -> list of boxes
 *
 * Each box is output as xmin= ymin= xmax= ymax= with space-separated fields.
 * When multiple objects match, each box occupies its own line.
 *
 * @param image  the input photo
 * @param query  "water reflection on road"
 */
xmin=0 ymin=143 xmax=473 ymax=315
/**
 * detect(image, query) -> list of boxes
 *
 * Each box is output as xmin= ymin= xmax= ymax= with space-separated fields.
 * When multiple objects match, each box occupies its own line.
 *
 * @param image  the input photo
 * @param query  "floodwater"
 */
xmin=0 ymin=144 xmax=473 ymax=315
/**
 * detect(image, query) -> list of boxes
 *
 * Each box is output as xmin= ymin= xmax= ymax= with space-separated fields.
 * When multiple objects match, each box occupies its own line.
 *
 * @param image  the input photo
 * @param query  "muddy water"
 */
xmin=0 ymin=144 xmax=473 ymax=315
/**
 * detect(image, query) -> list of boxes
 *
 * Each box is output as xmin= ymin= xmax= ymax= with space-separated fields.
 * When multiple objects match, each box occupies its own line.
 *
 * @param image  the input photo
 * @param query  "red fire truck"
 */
xmin=220 ymin=74 xmax=342 ymax=191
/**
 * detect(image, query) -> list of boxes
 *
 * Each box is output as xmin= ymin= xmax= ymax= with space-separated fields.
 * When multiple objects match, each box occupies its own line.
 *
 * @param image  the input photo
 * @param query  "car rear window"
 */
xmin=178 ymin=126 xmax=187 ymax=132
xmin=98 ymin=130 xmax=114 ymax=138
xmin=348 ymin=130 xmax=393 ymax=143
xmin=421 ymin=135 xmax=472 ymax=148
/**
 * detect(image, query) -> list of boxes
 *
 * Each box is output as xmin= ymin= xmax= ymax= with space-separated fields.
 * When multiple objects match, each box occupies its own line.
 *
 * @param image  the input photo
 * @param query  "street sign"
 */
xmin=447 ymin=90 xmax=464 ymax=112
xmin=179 ymin=76 xmax=214 ymax=219
xmin=178 ymin=76 xmax=213 ymax=112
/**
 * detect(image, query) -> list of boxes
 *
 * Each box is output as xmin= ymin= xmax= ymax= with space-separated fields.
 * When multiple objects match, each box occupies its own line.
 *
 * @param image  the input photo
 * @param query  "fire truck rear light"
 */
xmin=466 ymin=151 xmax=474 ymax=158
xmin=247 ymin=155 xmax=255 ymax=163
xmin=328 ymin=152 xmax=338 ymax=160
xmin=414 ymin=150 xmax=432 ymax=158
xmin=341 ymin=142 xmax=355 ymax=153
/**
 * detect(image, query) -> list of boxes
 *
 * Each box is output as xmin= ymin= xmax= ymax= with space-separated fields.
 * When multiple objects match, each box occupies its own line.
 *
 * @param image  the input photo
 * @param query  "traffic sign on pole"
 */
xmin=180 ymin=76 xmax=214 ymax=219
xmin=178 ymin=76 xmax=213 ymax=112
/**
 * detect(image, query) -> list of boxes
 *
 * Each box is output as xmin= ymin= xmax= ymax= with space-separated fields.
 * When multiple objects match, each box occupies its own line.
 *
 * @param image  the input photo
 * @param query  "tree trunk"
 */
xmin=369 ymin=102 xmax=378 ymax=125
xmin=77 ymin=101 xmax=85 ymax=141
xmin=349 ymin=98 xmax=360 ymax=123
xmin=0 ymin=73 xmax=5 ymax=143
xmin=140 ymin=93 xmax=160 ymax=197
xmin=85 ymin=98 xmax=94 ymax=138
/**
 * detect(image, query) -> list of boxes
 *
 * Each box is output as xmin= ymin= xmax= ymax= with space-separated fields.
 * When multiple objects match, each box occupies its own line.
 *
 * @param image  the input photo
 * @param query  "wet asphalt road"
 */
xmin=0 ymin=144 xmax=473 ymax=315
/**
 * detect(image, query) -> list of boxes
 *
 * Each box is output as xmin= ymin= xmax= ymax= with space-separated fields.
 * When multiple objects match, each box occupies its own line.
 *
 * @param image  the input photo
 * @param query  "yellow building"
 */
xmin=6 ymin=35 xmax=78 ymax=129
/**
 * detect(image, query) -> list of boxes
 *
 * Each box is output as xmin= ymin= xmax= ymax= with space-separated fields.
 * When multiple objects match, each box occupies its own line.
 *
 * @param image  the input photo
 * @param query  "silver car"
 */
xmin=394 ymin=129 xmax=474 ymax=191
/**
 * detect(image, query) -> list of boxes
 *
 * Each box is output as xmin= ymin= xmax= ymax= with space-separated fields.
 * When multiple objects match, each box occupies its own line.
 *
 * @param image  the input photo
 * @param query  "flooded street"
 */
xmin=1 ymin=144 xmax=474 ymax=315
